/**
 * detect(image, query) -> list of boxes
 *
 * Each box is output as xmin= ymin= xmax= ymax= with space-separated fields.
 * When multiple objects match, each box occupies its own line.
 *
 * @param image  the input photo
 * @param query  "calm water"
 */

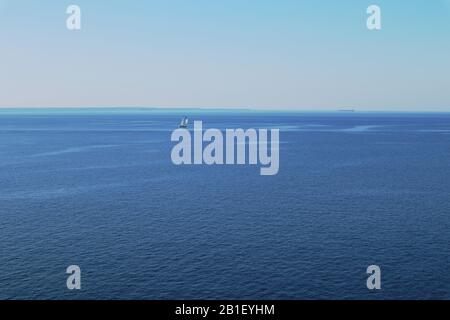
xmin=1 ymin=110 xmax=450 ymax=300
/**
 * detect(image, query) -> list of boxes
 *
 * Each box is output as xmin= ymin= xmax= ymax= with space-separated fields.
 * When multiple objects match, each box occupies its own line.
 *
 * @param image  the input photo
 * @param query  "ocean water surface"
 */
xmin=1 ymin=109 xmax=450 ymax=300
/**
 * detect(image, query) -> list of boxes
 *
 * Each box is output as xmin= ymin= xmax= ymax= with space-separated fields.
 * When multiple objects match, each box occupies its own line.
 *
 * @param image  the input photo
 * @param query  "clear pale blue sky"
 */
xmin=0 ymin=0 xmax=449 ymax=111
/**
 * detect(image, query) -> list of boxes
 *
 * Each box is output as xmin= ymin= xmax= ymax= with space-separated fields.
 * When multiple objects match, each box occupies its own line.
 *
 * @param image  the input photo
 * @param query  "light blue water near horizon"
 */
xmin=1 ymin=110 xmax=450 ymax=300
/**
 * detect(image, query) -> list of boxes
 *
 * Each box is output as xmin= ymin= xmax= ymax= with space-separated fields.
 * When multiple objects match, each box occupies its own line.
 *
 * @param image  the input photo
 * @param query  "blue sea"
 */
xmin=1 ymin=109 xmax=450 ymax=300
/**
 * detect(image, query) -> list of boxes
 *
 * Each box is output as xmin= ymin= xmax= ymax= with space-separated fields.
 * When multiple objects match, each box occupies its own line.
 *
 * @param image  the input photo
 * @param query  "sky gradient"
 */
xmin=1 ymin=0 xmax=450 ymax=111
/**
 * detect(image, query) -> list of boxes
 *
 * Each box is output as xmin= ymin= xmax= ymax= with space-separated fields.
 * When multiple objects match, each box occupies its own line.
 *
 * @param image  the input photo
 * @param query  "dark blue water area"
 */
xmin=1 ymin=110 xmax=450 ymax=300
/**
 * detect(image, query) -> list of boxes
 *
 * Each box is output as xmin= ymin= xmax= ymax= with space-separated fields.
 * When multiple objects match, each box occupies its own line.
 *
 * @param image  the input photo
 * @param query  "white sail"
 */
xmin=179 ymin=117 xmax=189 ymax=128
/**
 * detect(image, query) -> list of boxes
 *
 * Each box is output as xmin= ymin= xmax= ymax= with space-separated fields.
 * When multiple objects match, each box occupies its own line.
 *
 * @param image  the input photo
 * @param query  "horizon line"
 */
xmin=0 ymin=106 xmax=450 ymax=113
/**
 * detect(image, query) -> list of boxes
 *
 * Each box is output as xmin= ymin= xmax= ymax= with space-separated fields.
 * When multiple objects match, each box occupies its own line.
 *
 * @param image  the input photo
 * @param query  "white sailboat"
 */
xmin=179 ymin=116 xmax=189 ymax=128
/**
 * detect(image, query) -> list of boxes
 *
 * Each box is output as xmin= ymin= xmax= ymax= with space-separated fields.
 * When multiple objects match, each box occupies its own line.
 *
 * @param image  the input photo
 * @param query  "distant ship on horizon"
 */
xmin=339 ymin=108 xmax=356 ymax=112
xmin=179 ymin=116 xmax=189 ymax=128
